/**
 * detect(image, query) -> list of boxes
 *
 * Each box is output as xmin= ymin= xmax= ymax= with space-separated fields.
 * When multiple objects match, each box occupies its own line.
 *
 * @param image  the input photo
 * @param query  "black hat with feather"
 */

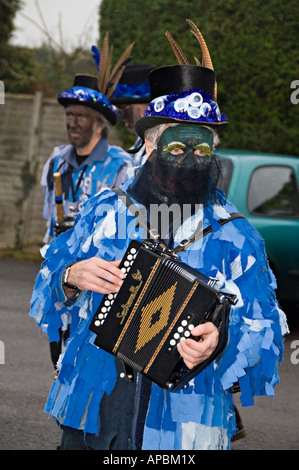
xmin=135 ymin=19 xmax=228 ymax=138
xmin=57 ymin=33 xmax=135 ymax=125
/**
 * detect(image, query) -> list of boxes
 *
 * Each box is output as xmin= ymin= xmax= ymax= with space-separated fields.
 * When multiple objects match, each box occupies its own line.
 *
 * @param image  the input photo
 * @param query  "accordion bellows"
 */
xmin=90 ymin=240 xmax=235 ymax=391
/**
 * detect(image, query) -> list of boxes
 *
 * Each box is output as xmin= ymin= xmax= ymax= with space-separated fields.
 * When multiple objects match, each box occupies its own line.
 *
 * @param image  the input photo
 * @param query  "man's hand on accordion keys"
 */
xmin=177 ymin=322 xmax=220 ymax=370
xmin=63 ymin=258 xmax=125 ymax=297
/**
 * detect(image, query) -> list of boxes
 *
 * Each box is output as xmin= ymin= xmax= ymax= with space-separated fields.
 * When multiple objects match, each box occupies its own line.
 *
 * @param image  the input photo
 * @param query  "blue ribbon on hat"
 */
xmin=113 ymin=82 xmax=151 ymax=99
xmin=57 ymin=86 xmax=118 ymax=114
xmin=145 ymin=88 xmax=227 ymax=124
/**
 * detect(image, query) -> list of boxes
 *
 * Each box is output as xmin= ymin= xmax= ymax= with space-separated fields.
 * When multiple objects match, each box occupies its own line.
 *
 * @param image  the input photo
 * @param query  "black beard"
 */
xmin=127 ymin=151 xmax=224 ymax=248
xmin=127 ymin=149 xmax=222 ymax=210
xmin=152 ymin=157 xmax=211 ymax=205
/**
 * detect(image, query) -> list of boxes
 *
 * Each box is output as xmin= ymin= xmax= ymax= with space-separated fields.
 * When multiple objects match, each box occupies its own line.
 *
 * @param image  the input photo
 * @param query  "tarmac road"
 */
xmin=0 ymin=255 xmax=298 ymax=451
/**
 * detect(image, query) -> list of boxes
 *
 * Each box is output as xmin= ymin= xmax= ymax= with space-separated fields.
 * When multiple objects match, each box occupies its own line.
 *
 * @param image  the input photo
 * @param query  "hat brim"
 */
xmin=135 ymin=115 xmax=228 ymax=139
xmin=57 ymin=97 xmax=117 ymax=126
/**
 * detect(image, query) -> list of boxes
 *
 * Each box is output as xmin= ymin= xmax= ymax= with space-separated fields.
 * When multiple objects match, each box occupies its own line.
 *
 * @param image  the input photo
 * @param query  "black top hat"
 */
xmin=135 ymin=20 xmax=228 ymax=139
xmin=150 ymin=64 xmax=216 ymax=99
xmin=135 ymin=65 xmax=228 ymax=139
xmin=57 ymin=74 xmax=118 ymax=125
xmin=111 ymin=64 xmax=156 ymax=105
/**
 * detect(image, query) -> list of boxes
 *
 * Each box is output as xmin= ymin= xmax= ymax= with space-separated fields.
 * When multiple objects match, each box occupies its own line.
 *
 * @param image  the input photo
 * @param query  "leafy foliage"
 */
xmin=2 ymin=0 xmax=298 ymax=155
xmin=99 ymin=0 xmax=299 ymax=155
xmin=0 ymin=0 xmax=22 ymax=45
xmin=0 ymin=0 xmax=23 ymax=82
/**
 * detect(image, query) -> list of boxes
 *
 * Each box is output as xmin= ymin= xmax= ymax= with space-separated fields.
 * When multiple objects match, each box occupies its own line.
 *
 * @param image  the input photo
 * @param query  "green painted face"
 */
xmin=158 ymin=124 xmax=214 ymax=165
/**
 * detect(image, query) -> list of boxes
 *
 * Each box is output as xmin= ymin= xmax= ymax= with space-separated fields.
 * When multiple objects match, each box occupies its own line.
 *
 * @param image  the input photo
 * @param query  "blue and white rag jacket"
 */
xmin=40 ymin=138 xmax=134 ymax=241
xmin=29 ymin=176 xmax=288 ymax=450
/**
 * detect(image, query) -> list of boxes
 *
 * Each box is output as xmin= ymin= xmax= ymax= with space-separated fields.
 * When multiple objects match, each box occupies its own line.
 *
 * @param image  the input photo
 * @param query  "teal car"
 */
xmin=215 ymin=149 xmax=299 ymax=312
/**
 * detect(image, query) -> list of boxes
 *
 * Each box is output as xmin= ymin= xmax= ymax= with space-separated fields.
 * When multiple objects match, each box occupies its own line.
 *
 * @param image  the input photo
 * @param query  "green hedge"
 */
xmin=100 ymin=0 xmax=299 ymax=156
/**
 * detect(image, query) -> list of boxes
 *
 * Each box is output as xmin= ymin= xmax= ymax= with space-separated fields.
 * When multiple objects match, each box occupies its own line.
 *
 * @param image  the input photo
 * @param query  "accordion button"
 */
xmin=94 ymin=320 xmax=100 ymax=326
xmin=177 ymin=326 xmax=183 ymax=333
xmin=181 ymin=320 xmax=187 ymax=326
xmin=120 ymin=372 xmax=125 ymax=378
xmin=170 ymin=339 xmax=176 ymax=346
xmin=188 ymin=324 xmax=195 ymax=330
xmin=184 ymin=331 xmax=190 ymax=337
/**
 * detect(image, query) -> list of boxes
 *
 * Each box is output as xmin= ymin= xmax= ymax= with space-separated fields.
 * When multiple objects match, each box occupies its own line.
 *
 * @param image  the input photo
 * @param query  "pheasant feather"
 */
xmin=165 ymin=31 xmax=189 ymax=65
xmin=186 ymin=19 xmax=217 ymax=100
xmin=96 ymin=34 xmax=134 ymax=97
xmin=97 ymin=32 xmax=110 ymax=94
xmin=101 ymin=45 xmax=113 ymax=97
xmin=186 ymin=19 xmax=214 ymax=70
xmin=107 ymin=58 xmax=131 ymax=98
xmin=110 ymin=41 xmax=135 ymax=83
xmin=107 ymin=41 xmax=135 ymax=97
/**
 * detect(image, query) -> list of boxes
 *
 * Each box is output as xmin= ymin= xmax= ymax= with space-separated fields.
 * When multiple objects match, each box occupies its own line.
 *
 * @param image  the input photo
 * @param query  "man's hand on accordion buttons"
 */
xmin=64 ymin=258 xmax=125 ymax=296
xmin=177 ymin=322 xmax=219 ymax=369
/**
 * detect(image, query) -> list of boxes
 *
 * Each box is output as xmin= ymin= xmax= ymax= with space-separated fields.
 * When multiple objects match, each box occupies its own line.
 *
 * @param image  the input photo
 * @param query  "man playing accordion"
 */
xmin=29 ymin=21 xmax=287 ymax=450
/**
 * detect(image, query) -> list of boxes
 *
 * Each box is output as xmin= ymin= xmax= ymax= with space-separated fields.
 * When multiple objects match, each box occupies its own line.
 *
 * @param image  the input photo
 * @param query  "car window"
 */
xmin=215 ymin=157 xmax=233 ymax=195
xmin=248 ymin=165 xmax=299 ymax=217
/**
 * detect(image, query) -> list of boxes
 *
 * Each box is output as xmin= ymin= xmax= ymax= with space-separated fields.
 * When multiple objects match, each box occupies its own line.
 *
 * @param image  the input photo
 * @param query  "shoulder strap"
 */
xmin=113 ymin=188 xmax=246 ymax=253
xmin=113 ymin=187 xmax=161 ymax=243
xmin=174 ymin=212 xmax=247 ymax=253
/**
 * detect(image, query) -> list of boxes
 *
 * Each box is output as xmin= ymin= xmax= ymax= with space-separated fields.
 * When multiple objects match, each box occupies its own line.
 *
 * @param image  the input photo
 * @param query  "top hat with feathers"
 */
xmin=135 ymin=19 xmax=228 ymax=139
xmin=57 ymin=33 xmax=135 ymax=125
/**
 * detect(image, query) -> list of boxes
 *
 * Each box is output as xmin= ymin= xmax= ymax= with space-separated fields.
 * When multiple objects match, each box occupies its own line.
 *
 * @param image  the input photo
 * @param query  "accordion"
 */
xmin=90 ymin=240 xmax=236 ymax=391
